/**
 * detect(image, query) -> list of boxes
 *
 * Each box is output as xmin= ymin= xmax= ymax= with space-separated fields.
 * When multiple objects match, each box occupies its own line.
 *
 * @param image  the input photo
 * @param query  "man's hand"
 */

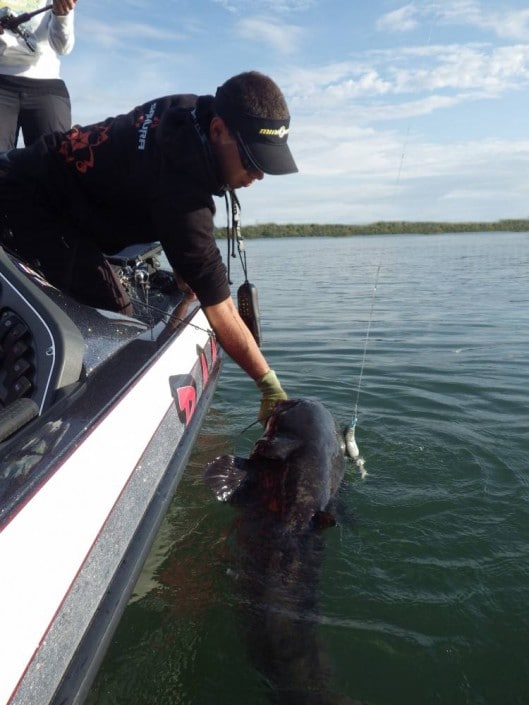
xmin=256 ymin=369 xmax=287 ymax=425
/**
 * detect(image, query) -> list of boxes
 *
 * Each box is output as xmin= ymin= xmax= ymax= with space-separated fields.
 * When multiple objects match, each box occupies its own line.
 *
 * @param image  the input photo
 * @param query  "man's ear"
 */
xmin=209 ymin=116 xmax=230 ymax=145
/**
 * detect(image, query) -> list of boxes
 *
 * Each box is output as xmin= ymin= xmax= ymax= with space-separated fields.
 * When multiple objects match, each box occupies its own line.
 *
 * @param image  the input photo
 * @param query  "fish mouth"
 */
xmin=251 ymin=438 xmax=269 ymax=457
xmin=261 ymin=398 xmax=301 ymax=437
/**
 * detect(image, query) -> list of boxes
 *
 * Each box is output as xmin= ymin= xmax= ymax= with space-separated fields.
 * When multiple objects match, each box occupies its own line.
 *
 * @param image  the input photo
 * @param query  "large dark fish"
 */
xmin=205 ymin=398 xmax=360 ymax=705
xmin=205 ymin=398 xmax=345 ymax=527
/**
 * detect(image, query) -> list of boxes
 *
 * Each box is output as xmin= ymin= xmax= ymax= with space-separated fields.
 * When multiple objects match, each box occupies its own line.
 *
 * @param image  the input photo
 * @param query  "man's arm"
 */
xmin=203 ymin=296 xmax=287 ymax=423
xmin=203 ymin=295 xmax=268 ymax=380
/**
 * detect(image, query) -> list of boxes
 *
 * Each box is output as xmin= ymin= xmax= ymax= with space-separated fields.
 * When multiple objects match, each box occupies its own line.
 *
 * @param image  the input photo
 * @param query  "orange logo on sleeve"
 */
xmin=58 ymin=124 xmax=111 ymax=174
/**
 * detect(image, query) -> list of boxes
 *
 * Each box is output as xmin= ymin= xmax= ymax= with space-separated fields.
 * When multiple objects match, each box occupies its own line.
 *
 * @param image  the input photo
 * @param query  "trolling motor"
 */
xmin=0 ymin=4 xmax=53 ymax=52
xmin=227 ymin=190 xmax=262 ymax=347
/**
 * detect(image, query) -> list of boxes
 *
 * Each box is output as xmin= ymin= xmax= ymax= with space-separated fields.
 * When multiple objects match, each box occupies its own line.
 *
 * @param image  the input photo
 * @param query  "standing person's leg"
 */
xmin=18 ymin=78 xmax=72 ymax=145
xmin=0 ymin=77 xmax=21 ymax=150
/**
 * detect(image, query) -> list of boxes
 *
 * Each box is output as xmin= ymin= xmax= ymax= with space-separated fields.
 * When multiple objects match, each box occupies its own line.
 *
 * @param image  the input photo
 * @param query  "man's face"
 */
xmin=209 ymin=117 xmax=264 ymax=189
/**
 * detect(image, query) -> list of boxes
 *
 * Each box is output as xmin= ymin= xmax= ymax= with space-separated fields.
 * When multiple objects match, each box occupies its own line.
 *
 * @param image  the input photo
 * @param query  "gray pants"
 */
xmin=0 ymin=74 xmax=71 ymax=150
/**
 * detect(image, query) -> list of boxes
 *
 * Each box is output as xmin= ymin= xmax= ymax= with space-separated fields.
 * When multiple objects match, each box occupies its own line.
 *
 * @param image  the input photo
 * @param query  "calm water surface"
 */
xmin=87 ymin=232 xmax=529 ymax=705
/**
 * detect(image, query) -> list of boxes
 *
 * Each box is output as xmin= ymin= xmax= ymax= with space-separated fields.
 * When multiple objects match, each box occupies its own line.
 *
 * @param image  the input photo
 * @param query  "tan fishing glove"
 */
xmin=256 ymin=369 xmax=287 ymax=425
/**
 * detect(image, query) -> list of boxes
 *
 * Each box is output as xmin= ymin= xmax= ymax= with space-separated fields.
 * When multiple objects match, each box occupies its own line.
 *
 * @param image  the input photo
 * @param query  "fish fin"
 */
xmin=311 ymin=510 xmax=337 ymax=530
xmin=204 ymin=455 xmax=252 ymax=502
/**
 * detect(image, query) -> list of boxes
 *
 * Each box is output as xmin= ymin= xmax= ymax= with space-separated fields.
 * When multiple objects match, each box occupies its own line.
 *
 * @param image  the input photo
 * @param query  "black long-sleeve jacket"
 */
xmin=5 ymin=94 xmax=231 ymax=306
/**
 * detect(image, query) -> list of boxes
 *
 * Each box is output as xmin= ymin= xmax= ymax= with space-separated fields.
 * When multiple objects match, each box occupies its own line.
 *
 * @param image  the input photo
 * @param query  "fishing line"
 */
xmin=352 ymin=263 xmax=381 ymax=420
xmin=345 ymin=261 xmax=380 ymax=474
xmin=348 ymin=122 xmax=408 ymax=434
xmin=231 ymin=418 xmax=262 ymax=457
xmin=344 ymin=264 xmax=380 ymax=479
xmin=345 ymin=15 xmax=437 ymax=475
xmin=126 ymin=294 xmax=215 ymax=337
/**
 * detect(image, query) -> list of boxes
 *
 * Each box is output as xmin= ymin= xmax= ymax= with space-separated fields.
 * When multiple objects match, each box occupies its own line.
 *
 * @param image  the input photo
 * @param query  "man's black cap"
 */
xmin=214 ymin=85 xmax=298 ymax=176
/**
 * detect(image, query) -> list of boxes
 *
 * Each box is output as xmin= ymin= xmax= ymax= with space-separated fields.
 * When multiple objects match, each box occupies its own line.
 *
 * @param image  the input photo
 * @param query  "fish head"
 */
xmin=251 ymin=398 xmax=326 ymax=462
xmin=250 ymin=398 xmax=345 ymax=527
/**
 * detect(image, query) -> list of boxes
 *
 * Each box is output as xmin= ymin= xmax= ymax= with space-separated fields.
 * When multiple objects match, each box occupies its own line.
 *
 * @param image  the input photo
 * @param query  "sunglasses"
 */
xmin=234 ymin=133 xmax=260 ymax=174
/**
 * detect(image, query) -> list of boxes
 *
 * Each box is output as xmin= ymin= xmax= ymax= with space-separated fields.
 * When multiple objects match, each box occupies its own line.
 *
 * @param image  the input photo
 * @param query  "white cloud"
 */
xmin=236 ymin=16 xmax=304 ymax=54
xmin=476 ymin=8 xmax=529 ymax=40
xmin=238 ymin=131 xmax=529 ymax=224
xmin=376 ymin=3 xmax=419 ymax=33
xmin=211 ymin=0 xmax=238 ymax=12
xmin=80 ymin=18 xmax=186 ymax=48
xmin=378 ymin=1 xmax=529 ymax=41
xmin=212 ymin=0 xmax=315 ymax=12
xmin=393 ymin=44 xmax=529 ymax=95
xmin=282 ymin=42 xmax=529 ymax=122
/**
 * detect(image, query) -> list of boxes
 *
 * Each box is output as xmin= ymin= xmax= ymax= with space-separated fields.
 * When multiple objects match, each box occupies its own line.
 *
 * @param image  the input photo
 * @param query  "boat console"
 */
xmin=0 ymin=246 xmax=85 ymax=441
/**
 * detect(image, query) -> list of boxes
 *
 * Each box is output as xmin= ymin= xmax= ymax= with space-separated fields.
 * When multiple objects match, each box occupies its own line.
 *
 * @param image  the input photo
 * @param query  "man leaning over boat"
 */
xmin=0 ymin=71 xmax=298 ymax=423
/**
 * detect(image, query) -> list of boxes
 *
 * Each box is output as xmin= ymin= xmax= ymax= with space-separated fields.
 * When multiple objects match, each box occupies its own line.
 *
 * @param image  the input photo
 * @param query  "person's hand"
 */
xmin=52 ymin=0 xmax=77 ymax=15
xmin=256 ymin=369 xmax=287 ymax=425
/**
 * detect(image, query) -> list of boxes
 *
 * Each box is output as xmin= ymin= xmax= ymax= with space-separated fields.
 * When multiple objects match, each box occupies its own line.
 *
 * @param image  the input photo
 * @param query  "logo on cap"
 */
xmin=258 ymin=126 xmax=289 ymax=139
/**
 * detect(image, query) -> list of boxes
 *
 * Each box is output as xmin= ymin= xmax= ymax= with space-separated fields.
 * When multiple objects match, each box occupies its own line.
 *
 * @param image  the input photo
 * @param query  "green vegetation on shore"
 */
xmin=215 ymin=219 xmax=529 ymax=239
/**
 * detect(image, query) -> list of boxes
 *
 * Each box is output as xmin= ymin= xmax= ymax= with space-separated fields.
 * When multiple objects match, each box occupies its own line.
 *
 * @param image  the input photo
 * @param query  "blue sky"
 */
xmin=61 ymin=0 xmax=529 ymax=225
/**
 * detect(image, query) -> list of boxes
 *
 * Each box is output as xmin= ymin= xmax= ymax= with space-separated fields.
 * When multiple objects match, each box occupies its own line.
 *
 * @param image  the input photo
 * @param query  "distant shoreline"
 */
xmin=215 ymin=219 xmax=529 ymax=238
